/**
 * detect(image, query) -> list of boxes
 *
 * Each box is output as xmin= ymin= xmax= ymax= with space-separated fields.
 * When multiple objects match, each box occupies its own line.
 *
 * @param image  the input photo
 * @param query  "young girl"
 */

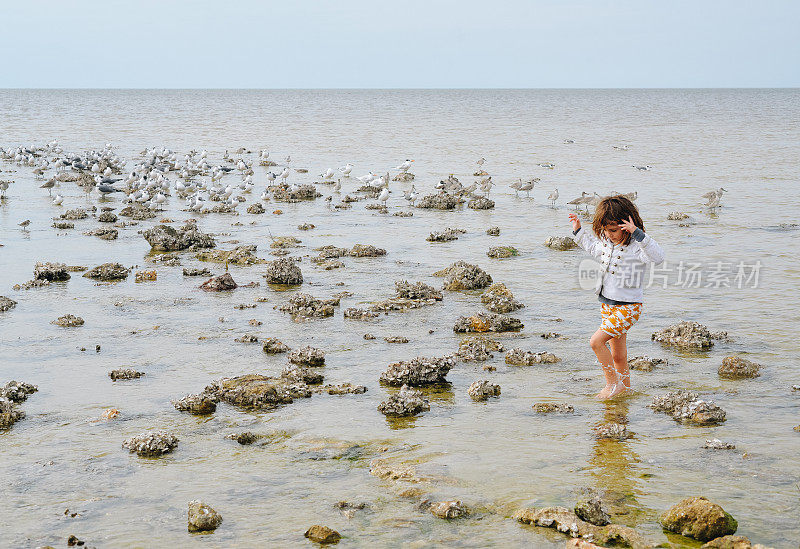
xmin=569 ymin=195 xmax=665 ymax=400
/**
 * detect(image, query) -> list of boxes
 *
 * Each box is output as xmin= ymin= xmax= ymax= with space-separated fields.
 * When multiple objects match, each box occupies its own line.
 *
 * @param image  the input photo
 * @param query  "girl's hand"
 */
xmin=568 ymin=213 xmax=581 ymax=232
xmin=619 ymin=215 xmax=637 ymax=233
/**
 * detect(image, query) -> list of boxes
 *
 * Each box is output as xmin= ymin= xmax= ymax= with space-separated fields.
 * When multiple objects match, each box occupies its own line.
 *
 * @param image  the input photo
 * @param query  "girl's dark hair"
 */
xmin=592 ymin=195 xmax=644 ymax=245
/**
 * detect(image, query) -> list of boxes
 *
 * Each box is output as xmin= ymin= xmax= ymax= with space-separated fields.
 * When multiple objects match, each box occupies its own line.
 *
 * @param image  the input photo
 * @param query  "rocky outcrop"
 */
xmin=650 ymin=391 xmax=726 ymax=426
xmin=454 ymin=312 xmax=523 ymax=333
xmin=282 ymin=365 xmax=324 ymax=384
xmin=83 ymin=262 xmax=130 ymax=280
xmin=628 ymin=356 xmax=667 ymax=372
xmin=200 ymin=272 xmax=237 ymax=291
xmin=468 ymin=196 xmax=495 ymax=210
xmin=53 ymin=314 xmax=84 ymax=327
xmin=120 ymin=205 xmax=157 ymax=220
xmin=287 ymin=346 xmax=325 ymax=367
xmin=262 ymin=338 xmax=289 ymax=354
xmin=660 ymin=497 xmax=738 ymax=542
xmin=188 ymin=500 xmax=223 ymax=532
xmin=380 ymin=355 xmax=455 ymax=386
xmin=84 ymin=227 xmax=118 ymax=240
xmin=427 ymin=228 xmax=465 ymax=242
xmin=594 ymin=423 xmax=631 ymax=441
xmin=505 ymin=349 xmax=560 ymax=365
xmin=487 ymin=246 xmax=518 ymax=258
xmin=416 ymin=193 xmax=459 ymax=210
xmin=183 ymin=267 xmax=211 ymax=277
xmin=486 ymin=226 xmax=500 ymax=236
xmin=278 ymin=293 xmax=338 ymax=319
xmin=575 ymin=495 xmax=610 ymax=526
xmin=430 ymin=500 xmax=470 ymax=518
xmin=467 ymin=380 xmax=501 ymax=401
xmin=0 ymin=296 xmax=17 ymax=312
xmin=265 ymin=257 xmax=303 ymax=284
xmin=481 ymin=283 xmax=524 ymax=313
xmin=514 ymin=506 xmax=654 ymax=548
xmin=247 ymin=203 xmax=265 ymax=214
xmin=378 ymin=385 xmax=430 ymax=416
xmin=532 ymin=402 xmax=574 ymax=414
xmin=61 ymin=208 xmax=88 ymax=220
xmin=143 ymin=223 xmax=215 ymax=251
xmin=718 ymin=356 xmax=762 ymax=379
xmin=98 ymin=211 xmax=118 ymax=223
xmin=196 ymin=245 xmax=263 ymax=266
xmin=0 ymin=381 xmax=37 ymax=430
xmin=122 ymin=431 xmax=179 ymax=457
xmin=349 ymin=244 xmax=386 ymax=257
xmin=304 ymin=525 xmax=340 ymax=544
xmin=203 ymin=374 xmax=311 ymax=409
xmin=652 ymin=321 xmax=729 ymax=350
xmin=109 ymin=369 xmax=144 ymax=381
xmin=701 ymin=535 xmax=767 ymax=548
xmin=435 ymin=261 xmax=492 ymax=291
xmin=544 ymin=236 xmax=578 ymax=250
xmin=456 ymin=336 xmax=504 ymax=361
xmin=34 ymin=262 xmax=70 ymax=281
xmin=668 ymin=212 xmax=690 ymax=220
xmin=173 ymin=394 xmax=217 ymax=415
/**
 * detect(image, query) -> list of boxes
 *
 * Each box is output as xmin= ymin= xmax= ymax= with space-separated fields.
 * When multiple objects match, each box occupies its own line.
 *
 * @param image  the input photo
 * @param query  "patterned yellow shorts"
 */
xmin=600 ymin=303 xmax=643 ymax=338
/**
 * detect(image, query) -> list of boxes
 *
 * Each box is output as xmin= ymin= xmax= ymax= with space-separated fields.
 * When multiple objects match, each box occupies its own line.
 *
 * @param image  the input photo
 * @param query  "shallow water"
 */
xmin=1 ymin=89 xmax=799 ymax=548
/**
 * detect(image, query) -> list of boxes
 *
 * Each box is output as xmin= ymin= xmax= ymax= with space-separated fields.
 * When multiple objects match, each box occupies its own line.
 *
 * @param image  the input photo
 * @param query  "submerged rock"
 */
xmin=84 ymin=227 xmax=118 ymax=240
xmin=188 ymin=500 xmax=223 ymax=532
xmin=247 ymin=202 xmax=265 ymax=214
xmin=122 ymin=430 xmax=179 ymax=457
xmin=83 ymin=262 xmax=130 ymax=280
xmin=343 ymin=307 xmax=381 ymax=320
xmin=143 ymin=223 xmax=215 ymax=251
xmin=594 ymin=422 xmax=631 ymax=441
xmin=430 ymin=500 xmax=469 ymax=518
xmin=203 ymin=374 xmax=311 ymax=409
xmin=456 ymin=336 xmax=505 ymax=361
xmin=668 ymin=212 xmax=690 ymax=220
xmin=61 ymin=208 xmax=88 ymax=220
xmin=514 ymin=506 xmax=653 ymax=548
xmin=278 ymin=293 xmax=338 ymax=319
xmin=700 ymin=535 xmax=767 ymax=548
xmin=575 ymin=495 xmax=611 ymax=526
xmin=505 ymin=349 xmax=560 ymax=366
xmin=544 ymin=236 xmax=578 ymax=250
xmin=455 ymin=312 xmax=523 ymax=333
xmin=0 ymin=399 xmax=25 ymax=430
xmin=416 ymin=192 xmax=459 ymax=210
xmin=468 ymin=196 xmax=495 ymax=210
xmin=265 ymin=257 xmax=303 ymax=284
xmin=487 ymin=246 xmax=518 ymax=258
xmin=200 ymin=273 xmax=237 ymax=291
xmin=52 ymin=221 xmax=74 ymax=229
xmin=379 ymin=355 xmax=455 ymax=386
xmin=262 ymin=338 xmax=290 ymax=354
xmin=427 ymin=228 xmax=465 ymax=242
xmin=349 ymin=243 xmax=386 ymax=257
xmin=314 ymin=383 xmax=367 ymax=395
xmin=226 ymin=432 xmax=261 ymax=445
xmin=486 ymin=226 xmax=501 ymax=236
xmin=704 ymin=439 xmax=736 ymax=450
xmin=0 ymin=381 xmax=38 ymax=403
xmin=34 ymin=262 xmax=70 ymax=281
xmin=98 ymin=211 xmax=118 ymax=223
xmin=532 ymin=402 xmax=574 ymax=414
xmin=467 ymin=380 xmax=501 ymax=401
xmin=652 ymin=321 xmax=729 ymax=349
xmin=378 ymin=384 xmax=430 ymax=417
xmin=120 ymin=205 xmax=157 ymax=220
xmin=109 ymin=369 xmax=144 ymax=381
xmin=304 ymin=525 xmax=340 ymax=544
xmin=197 ymin=245 xmax=264 ymax=266
xmin=183 ymin=267 xmax=211 ymax=277
xmin=281 ymin=365 xmax=324 ymax=384
xmin=53 ymin=314 xmax=84 ymax=327
xmin=660 ymin=497 xmax=738 ymax=542
xmin=719 ymin=356 xmax=762 ymax=379
xmin=650 ymin=391 xmax=726 ymax=426
xmin=287 ymin=346 xmax=325 ymax=367
xmin=435 ymin=260 xmax=492 ymax=291
xmin=0 ymin=296 xmax=17 ymax=312
xmin=481 ymin=283 xmax=524 ymax=313
xmin=173 ymin=394 xmax=217 ymax=415
xmin=628 ymin=356 xmax=667 ymax=372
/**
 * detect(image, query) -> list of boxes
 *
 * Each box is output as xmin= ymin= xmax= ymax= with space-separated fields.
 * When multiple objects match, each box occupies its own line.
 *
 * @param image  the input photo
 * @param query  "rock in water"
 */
xmin=265 ymin=257 xmax=303 ymax=284
xmin=628 ymin=355 xmax=667 ymax=372
xmin=122 ymin=430 xmax=179 ymax=457
xmin=467 ymin=380 xmax=501 ymax=401
xmin=377 ymin=385 xmax=430 ymax=417
xmin=200 ymin=273 xmax=237 ymax=291
xmin=700 ymin=535 xmax=767 ymax=548
xmin=505 ymin=349 xmax=560 ymax=365
xmin=544 ymin=236 xmax=578 ymax=250
xmin=430 ymin=500 xmax=469 ymax=518
xmin=304 ymin=525 xmax=341 ymax=544
xmin=287 ymin=346 xmax=325 ymax=367
xmin=718 ymin=356 xmax=762 ymax=379
xmin=188 ymin=500 xmax=222 ymax=532
xmin=33 ymin=262 xmax=70 ymax=281
xmin=652 ymin=321 xmax=728 ymax=349
xmin=468 ymin=196 xmax=495 ymax=210
xmin=574 ymin=495 xmax=610 ymax=526
xmin=660 ymin=497 xmax=738 ymax=541
xmin=173 ymin=394 xmax=217 ymax=415
xmin=481 ymin=283 xmax=524 ymax=313
xmin=379 ymin=355 xmax=455 ymax=386
xmin=83 ymin=262 xmax=130 ymax=280
xmin=435 ymin=260 xmax=492 ymax=291
xmin=0 ymin=296 xmax=17 ymax=312
xmin=53 ymin=314 xmax=84 ymax=327
xmin=143 ymin=223 xmax=215 ymax=251
xmin=454 ymin=312 xmax=523 ymax=333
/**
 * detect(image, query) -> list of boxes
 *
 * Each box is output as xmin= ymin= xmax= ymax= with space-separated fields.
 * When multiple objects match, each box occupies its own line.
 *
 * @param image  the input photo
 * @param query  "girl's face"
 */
xmin=603 ymin=223 xmax=627 ymax=244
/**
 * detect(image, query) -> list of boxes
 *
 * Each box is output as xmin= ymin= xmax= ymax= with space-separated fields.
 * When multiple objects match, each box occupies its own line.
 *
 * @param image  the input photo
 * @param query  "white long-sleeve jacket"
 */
xmin=573 ymin=226 xmax=665 ymax=303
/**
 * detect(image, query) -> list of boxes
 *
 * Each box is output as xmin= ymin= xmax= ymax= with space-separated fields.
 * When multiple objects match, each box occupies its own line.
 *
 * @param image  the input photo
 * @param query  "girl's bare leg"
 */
xmin=607 ymin=333 xmax=630 ymax=398
xmin=590 ymin=329 xmax=617 ymax=399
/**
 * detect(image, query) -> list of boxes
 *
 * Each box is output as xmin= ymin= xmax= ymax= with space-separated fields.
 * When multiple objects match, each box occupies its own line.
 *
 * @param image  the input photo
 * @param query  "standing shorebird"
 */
xmin=19 ymin=219 xmax=31 ymax=230
xmin=547 ymin=188 xmax=559 ymax=207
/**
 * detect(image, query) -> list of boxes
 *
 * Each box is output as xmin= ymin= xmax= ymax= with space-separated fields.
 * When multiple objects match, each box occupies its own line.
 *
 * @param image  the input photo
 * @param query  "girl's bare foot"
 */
xmin=605 ymin=383 xmax=631 ymax=399
xmin=595 ymin=384 xmax=614 ymax=399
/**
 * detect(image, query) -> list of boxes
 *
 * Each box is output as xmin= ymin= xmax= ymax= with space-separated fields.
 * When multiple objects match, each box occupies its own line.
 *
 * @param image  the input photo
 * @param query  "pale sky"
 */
xmin=1 ymin=0 xmax=798 ymax=88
